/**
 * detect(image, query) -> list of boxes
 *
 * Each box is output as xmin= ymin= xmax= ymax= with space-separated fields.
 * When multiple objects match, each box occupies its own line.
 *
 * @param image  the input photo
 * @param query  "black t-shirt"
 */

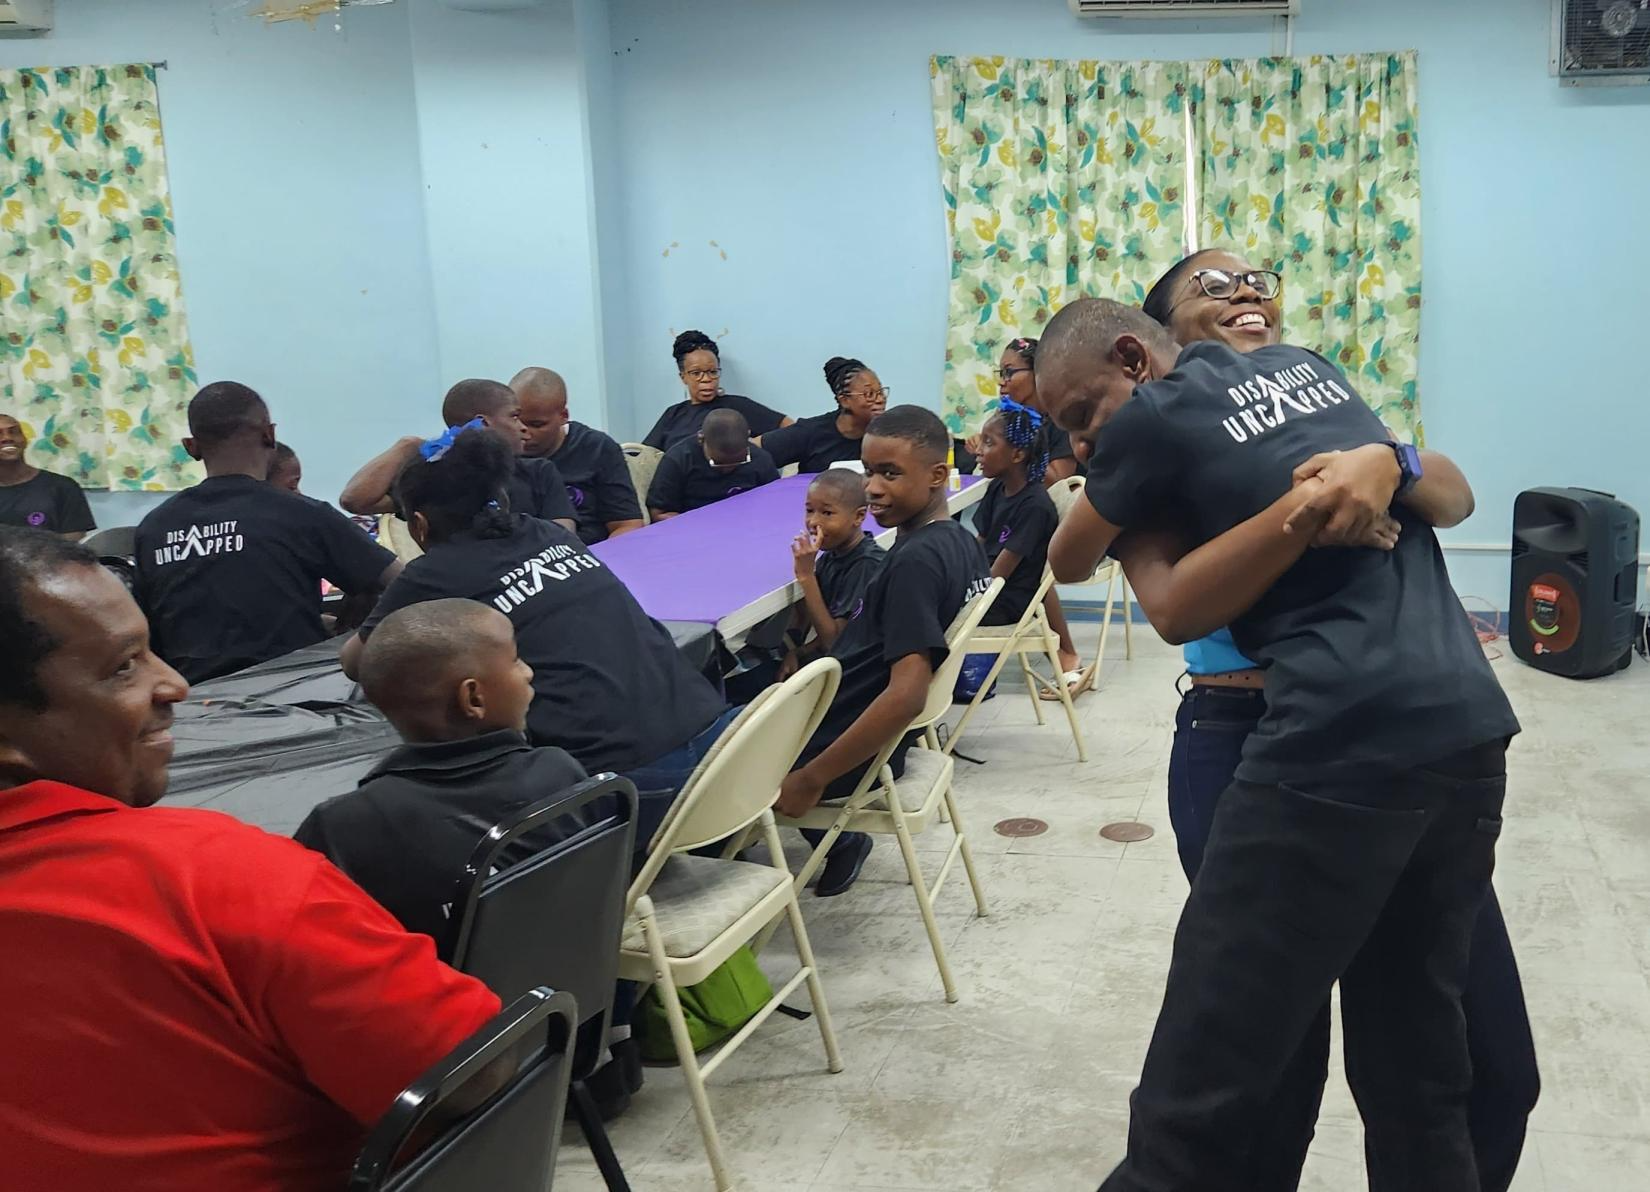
xmin=760 ymin=412 xmax=864 ymax=473
xmin=975 ymin=478 xmax=1059 ymax=626
xmin=360 ymin=516 xmax=726 ymax=773
xmin=814 ymin=534 xmax=887 ymax=621
xmin=293 ymin=731 xmax=598 ymax=948
xmin=135 ymin=475 xmax=395 ymax=683
xmin=641 ymin=393 xmax=788 ymax=452
xmin=0 ymin=470 xmax=95 ymax=534
xmin=509 ymin=456 xmax=577 ymax=525
xmin=546 ymin=423 xmax=643 ymax=544
xmin=1083 ymin=341 xmax=1519 ymax=785
xmin=646 ymin=439 xmax=780 ymax=514
xmin=800 ymin=519 xmax=991 ymax=767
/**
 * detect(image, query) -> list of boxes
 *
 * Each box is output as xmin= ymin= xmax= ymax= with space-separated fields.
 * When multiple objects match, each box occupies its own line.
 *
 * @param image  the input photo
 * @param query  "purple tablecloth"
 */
xmin=591 ymin=473 xmax=984 ymax=627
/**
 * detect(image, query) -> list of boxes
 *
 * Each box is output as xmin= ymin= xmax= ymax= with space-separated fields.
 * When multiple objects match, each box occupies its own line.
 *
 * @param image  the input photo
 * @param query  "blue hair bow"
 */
xmin=997 ymin=396 xmax=1043 ymax=428
xmin=419 ymin=416 xmax=487 ymax=462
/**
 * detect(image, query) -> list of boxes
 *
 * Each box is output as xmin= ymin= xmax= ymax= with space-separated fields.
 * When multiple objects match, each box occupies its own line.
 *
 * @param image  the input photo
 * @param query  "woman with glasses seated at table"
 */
xmin=641 ymin=330 xmax=793 ymax=452
xmin=755 ymin=356 xmax=887 ymax=473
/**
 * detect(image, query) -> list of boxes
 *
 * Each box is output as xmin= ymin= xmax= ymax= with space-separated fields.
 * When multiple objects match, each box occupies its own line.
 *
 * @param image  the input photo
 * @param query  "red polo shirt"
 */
xmin=0 ymin=780 xmax=502 ymax=1192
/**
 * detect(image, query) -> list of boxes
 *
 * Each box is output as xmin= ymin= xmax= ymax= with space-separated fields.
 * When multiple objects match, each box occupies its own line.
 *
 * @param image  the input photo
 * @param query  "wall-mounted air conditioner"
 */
xmin=1071 ymin=0 xmax=1297 ymax=16
xmin=0 ymin=0 xmax=52 ymax=37
xmin=1552 ymin=0 xmax=1650 ymax=85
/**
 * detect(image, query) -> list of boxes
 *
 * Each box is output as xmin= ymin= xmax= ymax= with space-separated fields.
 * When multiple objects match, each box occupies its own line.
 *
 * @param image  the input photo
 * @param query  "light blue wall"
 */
xmin=1 ymin=0 xmax=440 ymax=525
xmin=602 ymin=0 xmax=1650 ymax=602
xmin=406 ymin=0 xmax=607 ymax=422
xmin=13 ymin=0 xmax=1644 ymax=606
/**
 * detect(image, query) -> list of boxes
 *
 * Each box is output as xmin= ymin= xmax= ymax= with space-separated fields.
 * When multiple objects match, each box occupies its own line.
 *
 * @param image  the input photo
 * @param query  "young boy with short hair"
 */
xmin=510 ymin=366 xmax=645 ymax=545
xmin=295 ymin=597 xmax=596 ymax=947
xmin=777 ymin=407 xmax=992 ymax=895
xmin=647 ymin=408 xmax=779 ymax=520
xmin=783 ymin=468 xmax=886 ymax=676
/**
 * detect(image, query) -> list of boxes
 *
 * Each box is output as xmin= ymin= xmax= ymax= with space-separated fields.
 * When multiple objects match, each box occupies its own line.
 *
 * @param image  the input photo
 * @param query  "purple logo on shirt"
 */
xmin=26 ymin=511 xmax=45 ymax=527
xmin=567 ymin=485 xmax=587 ymax=510
xmin=998 ymin=525 xmax=1013 ymax=545
xmin=848 ymin=597 xmax=865 ymax=620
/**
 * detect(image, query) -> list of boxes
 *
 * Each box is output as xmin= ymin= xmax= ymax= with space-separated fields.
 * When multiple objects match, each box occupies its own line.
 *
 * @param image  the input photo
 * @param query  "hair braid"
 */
xmin=992 ymin=403 xmax=1048 ymax=486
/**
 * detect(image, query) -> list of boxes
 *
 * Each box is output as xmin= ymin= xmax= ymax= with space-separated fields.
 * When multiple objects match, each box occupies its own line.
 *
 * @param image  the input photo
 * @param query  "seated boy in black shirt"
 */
xmin=782 ymin=468 xmax=886 ymax=677
xmin=510 ymin=366 xmax=645 ymax=545
xmin=646 ymin=409 xmax=779 ymax=520
xmin=295 ymin=597 xmax=592 ymax=948
xmin=776 ymin=407 xmax=991 ymax=896
xmin=339 ymin=378 xmax=577 ymax=533
xmin=134 ymin=382 xmax=400 ymax=683
xmin=1036 ymin=299 xmax=1519 ymax=1191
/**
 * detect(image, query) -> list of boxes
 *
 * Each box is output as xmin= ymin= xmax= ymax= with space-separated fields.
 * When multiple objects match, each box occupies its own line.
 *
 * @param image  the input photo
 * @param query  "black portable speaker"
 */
xmin=1509 ymin=487 xmax=1640 ymax=678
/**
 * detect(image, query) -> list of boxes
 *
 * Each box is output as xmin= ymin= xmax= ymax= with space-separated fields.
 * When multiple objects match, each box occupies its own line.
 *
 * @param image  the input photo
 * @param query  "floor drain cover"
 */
xmin=1100 ymin=821 xmax=1155 ymax=843
xmin=994 ymin=817 xmax=1049 ymax=838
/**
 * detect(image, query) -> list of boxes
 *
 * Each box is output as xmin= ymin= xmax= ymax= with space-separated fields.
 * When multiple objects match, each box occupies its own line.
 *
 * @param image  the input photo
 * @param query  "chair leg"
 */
xmin=639 ymin=906 xmax=733 ymax=1191
xmin=1079 ymin=569 xmax=1116 ymax=696
xmin=766 ymin=822 xmax=844 ymax=1074
xmin=1038 ymin=625 xmax=1087 ymax=763
xmin=1122 ymin=576 xmax=1135 ymax=659
xmin=1018 ymin=649 xmax=1047 ymax=726
xmin=945 ymin=645 xmax=1015 ymax=757
xmin=889 ymin=803 xmax=959 ymax=1003
xmin=943 ymin=782 xmax=989 ymax=918
xmin=788 ymin=805 xmax=855 ymax=895
xmin=569 ymin=1082 xmax=633 ymax=1192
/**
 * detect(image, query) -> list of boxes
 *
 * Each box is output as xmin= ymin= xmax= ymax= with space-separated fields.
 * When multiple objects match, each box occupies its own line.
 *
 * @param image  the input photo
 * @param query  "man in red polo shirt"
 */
xmin=0 ymin=527 xmax=503 ymax=1191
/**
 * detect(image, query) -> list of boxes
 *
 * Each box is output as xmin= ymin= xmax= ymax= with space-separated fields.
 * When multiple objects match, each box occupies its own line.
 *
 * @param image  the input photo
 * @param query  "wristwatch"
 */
xmin=1391 ymin=442 xmax=1423 ymax=499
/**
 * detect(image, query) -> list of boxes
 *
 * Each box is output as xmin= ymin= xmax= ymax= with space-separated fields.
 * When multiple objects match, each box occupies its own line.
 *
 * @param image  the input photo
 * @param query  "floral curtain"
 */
xmin=1 ymin=64 xmax=199 ymax=490
xmin=931 ymin=55 xmax=1190 ymax=435
xmin=1195 ymin=52 xmax=1423 ymax=442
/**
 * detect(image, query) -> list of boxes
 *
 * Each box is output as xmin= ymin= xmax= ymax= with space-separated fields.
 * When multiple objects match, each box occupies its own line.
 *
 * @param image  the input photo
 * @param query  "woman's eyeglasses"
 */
xmin=853 ymin=387 xmax=890 ymax=404
xmin=1185 ymin=268 xmax=1282 ymax=301
xmin=683 ymin=368 xmax=721 ymax=382
xmin=998 ymin=366 xmax=1032 ymax=382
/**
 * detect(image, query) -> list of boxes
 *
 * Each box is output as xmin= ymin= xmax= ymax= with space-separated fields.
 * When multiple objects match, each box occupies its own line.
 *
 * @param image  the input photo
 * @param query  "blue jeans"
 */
xmin=1156 ymin=684 xmax=1538 ymax=1192
xmin=619 ymin=705 xmax=742 ymax=857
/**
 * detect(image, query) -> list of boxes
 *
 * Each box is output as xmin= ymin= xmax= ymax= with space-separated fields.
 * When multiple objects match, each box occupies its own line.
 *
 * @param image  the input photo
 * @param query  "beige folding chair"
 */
xmin=774 ymin=579 xmax=1002 ymax=1004
xmin=1048 ymin=475 xmax=1133 ymax=693
xmin=620 ymin=658 xmax=845 ymax=1192
xmin=945 ymin=566 xmax=1087 ymax=762
xmin=375 ymin=514 xmax=425 ymax=563
xmin=620 ymin=442 xmax=663 ymax=525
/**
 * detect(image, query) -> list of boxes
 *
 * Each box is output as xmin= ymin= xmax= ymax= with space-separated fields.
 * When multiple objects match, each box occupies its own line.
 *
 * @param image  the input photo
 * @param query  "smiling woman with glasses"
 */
xmin=640 ymin=329 xmax=794 ymax=453
xmin=756 ymin=355 xmax=888 ymax=474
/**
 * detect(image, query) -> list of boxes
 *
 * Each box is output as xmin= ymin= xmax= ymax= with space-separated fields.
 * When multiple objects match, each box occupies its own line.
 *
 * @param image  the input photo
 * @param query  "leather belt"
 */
xmin=1189 ymin=669 xmax=1265 ymax=690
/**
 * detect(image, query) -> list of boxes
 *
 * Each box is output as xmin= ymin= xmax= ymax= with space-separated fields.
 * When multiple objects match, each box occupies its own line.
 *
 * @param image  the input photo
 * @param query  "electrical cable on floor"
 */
xmin=1459 ymin=595 xmax=1503 ymax=661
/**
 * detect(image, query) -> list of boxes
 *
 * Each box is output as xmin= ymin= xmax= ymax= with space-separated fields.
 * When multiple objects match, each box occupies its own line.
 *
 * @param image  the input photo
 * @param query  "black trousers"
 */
xmin=1164 ymin=686 xmax=1540 ymax=1192
xmin=1102 ymin=728 xmax=1511 ymax=1192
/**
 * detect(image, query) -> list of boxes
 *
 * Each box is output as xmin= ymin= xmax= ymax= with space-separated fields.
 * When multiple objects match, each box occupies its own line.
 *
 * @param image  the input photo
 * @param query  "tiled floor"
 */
xmin=559 ymin=622 xmax=1650 ymax=1191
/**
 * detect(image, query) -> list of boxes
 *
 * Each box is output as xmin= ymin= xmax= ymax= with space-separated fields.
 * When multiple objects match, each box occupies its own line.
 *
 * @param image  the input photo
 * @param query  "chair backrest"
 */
xmin=81 ymin=525 xmax=136 ymax=560
xmin=350 ymin=987 xmax=576 ymax=1192
xmin=1048 ymin=474 xmax=1086 ymax=520
xmin=446 ymin=776 xmax=637 ymax=1078
xmin=911 ymin=578 xmax=1003 ymax=731
xmin=627 ymin=658 xmax=840 ymax=907
xmin=377 ymin=514 xmax=426 ymax=563
xmin=1047 ymin=475 xmax=1115 ymax=585
xmin=620 ymin=443 xmax=663 ymax=521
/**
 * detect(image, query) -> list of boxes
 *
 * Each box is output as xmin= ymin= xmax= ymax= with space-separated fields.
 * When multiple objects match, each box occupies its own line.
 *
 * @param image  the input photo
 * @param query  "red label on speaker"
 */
xmin=1525 ymin=572 xmax=1579 ymax=654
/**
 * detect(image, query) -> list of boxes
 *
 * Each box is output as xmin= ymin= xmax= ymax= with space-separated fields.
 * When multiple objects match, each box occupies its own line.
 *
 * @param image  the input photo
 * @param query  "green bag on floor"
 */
xmin=636 ymin=946 xmax=774 ymax=1062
